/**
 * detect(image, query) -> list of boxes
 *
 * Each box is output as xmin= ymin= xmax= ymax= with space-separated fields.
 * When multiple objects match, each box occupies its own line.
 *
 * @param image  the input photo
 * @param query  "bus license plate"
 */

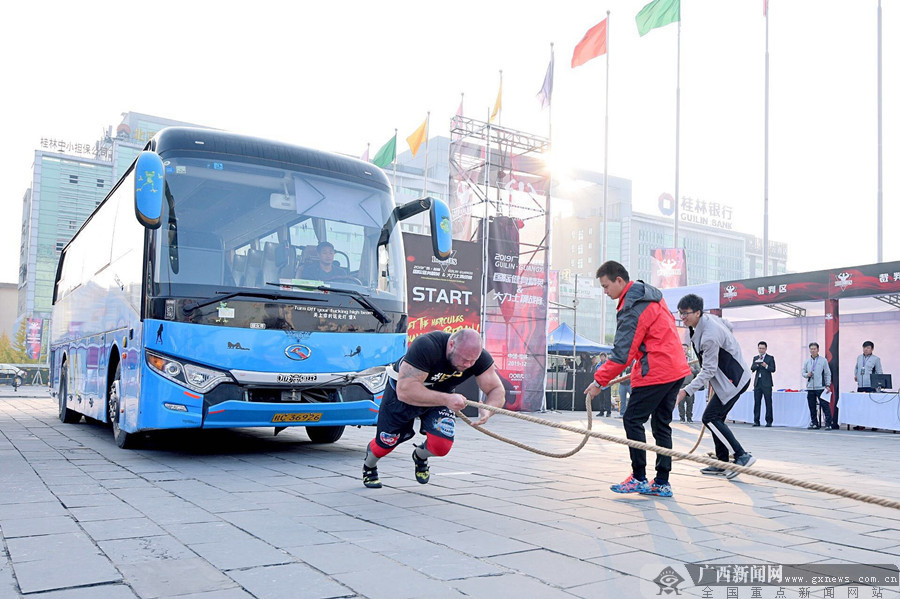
xmin=272 ymin=413 xmax=322 ymax=423
xmin=277 ymin=374 xmax=318 ymax=384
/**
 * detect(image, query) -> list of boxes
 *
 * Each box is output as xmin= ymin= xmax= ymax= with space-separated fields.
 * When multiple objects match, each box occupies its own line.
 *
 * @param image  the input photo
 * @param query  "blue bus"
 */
xmin=50 ymin=127 xmax=451 ymax=448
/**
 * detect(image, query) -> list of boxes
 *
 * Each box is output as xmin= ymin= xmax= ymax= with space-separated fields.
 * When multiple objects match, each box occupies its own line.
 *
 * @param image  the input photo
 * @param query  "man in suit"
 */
xmin=854 ymin=341 xmax=883 ymax=392
xmin=750 ymin=341 xmax=776 ymax=427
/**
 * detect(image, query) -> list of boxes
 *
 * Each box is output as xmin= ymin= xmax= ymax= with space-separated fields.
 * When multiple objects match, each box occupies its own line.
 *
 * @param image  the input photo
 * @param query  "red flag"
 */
xmin=763 ymin=0 xmax=768 ymax=16
xmin=571 ymin=18 xmax=608 ymax=68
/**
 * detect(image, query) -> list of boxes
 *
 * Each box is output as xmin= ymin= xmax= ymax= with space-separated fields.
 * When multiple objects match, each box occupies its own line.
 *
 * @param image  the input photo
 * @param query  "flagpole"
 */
xmin=498 ymin=70 xmax=503 ymax=126
xmin=481 ymin=107 xmax=493 ymax=342
xmin=764 ymin=0 xmax=770 ymax=276
xmin=543 ymin=42 xmax=554 ymax=413
xmin=601 ymin=10 xmax=610 ymax=345
xmin=423 ymin=112 xmax=430 ymax=197
xmin=391 ymin=129 xmax=397 ymax=192
xmin=673 ymin=16 xmax=681 ymax=250
xmin=877 ymin=0 xmax=883 ymax=262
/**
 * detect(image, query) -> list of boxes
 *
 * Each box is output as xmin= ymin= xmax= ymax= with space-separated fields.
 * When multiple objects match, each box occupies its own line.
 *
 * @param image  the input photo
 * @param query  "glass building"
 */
xmin=16 ymin=112 xmax=203 ymax=358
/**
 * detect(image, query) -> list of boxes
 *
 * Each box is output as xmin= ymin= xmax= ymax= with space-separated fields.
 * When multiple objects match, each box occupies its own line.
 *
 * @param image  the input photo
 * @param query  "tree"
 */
xmin=0 ymin=332 xmax=15 ymax=363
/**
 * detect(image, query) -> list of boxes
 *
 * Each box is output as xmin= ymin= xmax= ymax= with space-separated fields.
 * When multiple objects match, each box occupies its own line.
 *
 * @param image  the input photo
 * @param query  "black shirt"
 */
xmin=399 ymin=331 xmax=493 ymax=393
xmin=300 ymin=261 xmax=349 ymax=281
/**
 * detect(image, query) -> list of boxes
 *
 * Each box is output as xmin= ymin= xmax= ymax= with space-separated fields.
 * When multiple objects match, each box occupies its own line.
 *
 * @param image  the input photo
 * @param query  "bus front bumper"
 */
xmin=201 ymin=399 xmax=380 ymax=429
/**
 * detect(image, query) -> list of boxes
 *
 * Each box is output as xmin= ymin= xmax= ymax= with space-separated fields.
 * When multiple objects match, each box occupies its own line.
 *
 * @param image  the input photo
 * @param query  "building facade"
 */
xmin=16 ymin=112 xmax=202 ymax=359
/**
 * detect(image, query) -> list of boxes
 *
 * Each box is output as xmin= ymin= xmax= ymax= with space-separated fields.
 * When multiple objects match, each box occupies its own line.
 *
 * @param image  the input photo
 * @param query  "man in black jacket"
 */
xmin=750 ymin=341 xmax=776 ymax=427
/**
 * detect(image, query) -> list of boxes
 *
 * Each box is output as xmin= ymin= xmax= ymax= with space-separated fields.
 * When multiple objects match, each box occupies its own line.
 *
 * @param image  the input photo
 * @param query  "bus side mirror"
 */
xmin=429 ymin=198 xmax=452 ymax=260
xmin=134 ymin=151 xmax=164 ymax=229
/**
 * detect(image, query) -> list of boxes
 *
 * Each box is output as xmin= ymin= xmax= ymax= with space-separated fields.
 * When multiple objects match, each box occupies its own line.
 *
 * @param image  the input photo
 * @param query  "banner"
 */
xmin=720 ymin=260 xmax=900 ymax=307
xmin=26 ymin=318 xmax=42 ymax=360
xmin=482 ymin=216 xmax=548 ymax=412
xmin=650 ymin=248 xmax=688 ymax=289
xmin=402 ymin=233 xmax=482 ymax=344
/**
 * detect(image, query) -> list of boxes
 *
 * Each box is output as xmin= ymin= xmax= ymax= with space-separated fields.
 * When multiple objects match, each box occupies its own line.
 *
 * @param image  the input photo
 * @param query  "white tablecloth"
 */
xmin=679 ymin=390 xmax=811 ymax=428
xmin=839 ymin=392 xmax=900 ymax=431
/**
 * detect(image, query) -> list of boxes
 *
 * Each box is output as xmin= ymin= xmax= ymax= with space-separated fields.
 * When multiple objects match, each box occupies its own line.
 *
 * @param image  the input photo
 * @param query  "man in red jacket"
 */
xmin=585 ymin=261 xmax=690 ymax=498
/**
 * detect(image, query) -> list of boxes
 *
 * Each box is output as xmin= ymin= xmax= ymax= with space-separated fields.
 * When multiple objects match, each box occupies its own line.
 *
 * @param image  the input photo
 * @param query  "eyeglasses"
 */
xmin=678 ymin=310 xmax=696 ymax=319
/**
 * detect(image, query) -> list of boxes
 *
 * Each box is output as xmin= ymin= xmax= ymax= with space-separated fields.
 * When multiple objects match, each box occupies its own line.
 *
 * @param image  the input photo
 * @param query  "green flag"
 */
xmin=635 ymin=0 xmax=680 ymax=37
xmin=372 ymin=134 xmax=396 ymax=168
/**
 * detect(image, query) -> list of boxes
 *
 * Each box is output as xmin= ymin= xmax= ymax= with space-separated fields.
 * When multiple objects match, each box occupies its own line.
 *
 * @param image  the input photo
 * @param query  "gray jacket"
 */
xmin=683 ymin=314 xmax=751 ymax=402
xmin=854 ymin=354 xmax=883 ymax=389
xmin=802 ymin=356 xmax=832 ymax=390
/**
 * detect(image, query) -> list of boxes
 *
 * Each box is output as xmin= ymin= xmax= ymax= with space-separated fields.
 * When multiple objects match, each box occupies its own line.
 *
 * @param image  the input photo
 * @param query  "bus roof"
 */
xmin=151 ymin=127 xmax=391 ymax=192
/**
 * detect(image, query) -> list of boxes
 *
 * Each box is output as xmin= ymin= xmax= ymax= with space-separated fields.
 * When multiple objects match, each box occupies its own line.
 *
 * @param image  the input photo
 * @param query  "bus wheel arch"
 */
xmin=106 ymin=351 xmax=138 ymax=449
xmin=58 ymin=356 xmax=80 ymax=424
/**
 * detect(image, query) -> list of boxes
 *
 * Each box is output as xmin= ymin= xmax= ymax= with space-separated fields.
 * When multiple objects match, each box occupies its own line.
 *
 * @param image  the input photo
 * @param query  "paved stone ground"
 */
xmin=0 ymin=385 xmax=898 ymax=598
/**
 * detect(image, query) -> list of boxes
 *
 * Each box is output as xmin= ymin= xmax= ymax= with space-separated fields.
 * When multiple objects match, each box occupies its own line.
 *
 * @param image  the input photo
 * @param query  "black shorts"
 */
xmin=373 ymin=383 xmax=456 ymax=451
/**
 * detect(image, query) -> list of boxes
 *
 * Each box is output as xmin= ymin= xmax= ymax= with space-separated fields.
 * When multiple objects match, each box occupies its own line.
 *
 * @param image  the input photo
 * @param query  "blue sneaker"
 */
xmin=610 ymin=474 xmax=650 ymax=494
xmin=639 ymin=479 xmax=673 ymax=498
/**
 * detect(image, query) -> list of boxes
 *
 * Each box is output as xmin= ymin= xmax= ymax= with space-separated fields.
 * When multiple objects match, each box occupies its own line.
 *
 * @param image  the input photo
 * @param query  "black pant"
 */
xmin=753 ymin=386 xmax=773 ymax=425
xmin=702 ymin=381 xmax=751 ymax=462
xmin=622 ymin=378 xmax=683 ymax=483
xmin=806 ymin=389 xmax=832 ymax=428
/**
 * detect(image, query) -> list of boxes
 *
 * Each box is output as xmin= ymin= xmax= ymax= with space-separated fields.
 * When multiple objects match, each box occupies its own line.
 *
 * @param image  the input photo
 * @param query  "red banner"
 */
xmin=482 ymin=216 xmax=548 ymax=412
xmin=650 ymin=248 xmax=688 ymax=289
xmin=26 ymin=318 xmax=43 ymax=360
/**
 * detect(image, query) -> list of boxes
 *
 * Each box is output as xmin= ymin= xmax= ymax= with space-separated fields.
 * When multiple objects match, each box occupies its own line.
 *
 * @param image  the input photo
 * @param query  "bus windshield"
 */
xmin=150 ymin=155 xmax=406 ymax=306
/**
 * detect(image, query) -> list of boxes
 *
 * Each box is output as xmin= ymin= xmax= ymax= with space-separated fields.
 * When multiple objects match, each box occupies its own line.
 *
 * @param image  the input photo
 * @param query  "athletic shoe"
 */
xmin=726 ymin=453 xmax=757 ymax=480
xmin=639 ymin=479 xmax=673 ymax=498
xmin=610 ymin=474 xmax=650 ymax=494
xmin=700 ymin=466 xmax=728 ymax=476
xmin=412 ymin=449 xmax=430 ymax=484
xmin=362 ymin=466 xmax=382 ymax=489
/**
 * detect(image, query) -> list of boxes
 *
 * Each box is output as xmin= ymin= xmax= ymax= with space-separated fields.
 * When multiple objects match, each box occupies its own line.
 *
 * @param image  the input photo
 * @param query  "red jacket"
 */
xmin=593 ymin=281 xmax=691 ymax=388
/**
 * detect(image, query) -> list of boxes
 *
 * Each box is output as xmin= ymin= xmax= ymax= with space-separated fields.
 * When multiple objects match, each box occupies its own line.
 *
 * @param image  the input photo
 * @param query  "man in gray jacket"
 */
xmin=854 ymin=341 xmax=883 ymax=392
xmin=676 ymin=294 xmax=755 ymax=479
xmin=802 ymin=342 xmax=833 ymax=429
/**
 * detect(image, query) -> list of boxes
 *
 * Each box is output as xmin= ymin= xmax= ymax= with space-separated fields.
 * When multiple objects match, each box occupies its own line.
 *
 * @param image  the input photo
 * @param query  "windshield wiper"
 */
xmin=274 ymin=282 xmax=390 ymax=324
xmin=183 ymin=289 xmax=326 ymax=313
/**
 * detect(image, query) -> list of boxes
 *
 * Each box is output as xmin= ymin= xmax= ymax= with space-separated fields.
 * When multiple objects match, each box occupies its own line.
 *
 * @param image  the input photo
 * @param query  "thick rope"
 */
xmin=460 ymin=370 xmax=706 ymax=460
xmin=461 ymin=399 xmax=900 ymax=511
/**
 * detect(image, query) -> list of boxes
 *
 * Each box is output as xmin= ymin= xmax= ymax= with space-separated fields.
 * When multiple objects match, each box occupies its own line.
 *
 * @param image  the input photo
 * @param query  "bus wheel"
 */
xmin=108 ymin=363 xmax=138 ymax=449
xmin=58 ymin=365 xmax=81 ymax=424
xmin=306 ymin=425 xmax=345 ymax=444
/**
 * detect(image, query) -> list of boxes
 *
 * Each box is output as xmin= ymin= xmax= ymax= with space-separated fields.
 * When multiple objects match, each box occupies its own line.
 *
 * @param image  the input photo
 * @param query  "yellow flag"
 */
xmin=490 ymin=80 xmax=502 ymax=122
xmin=406 ymin=118 xmax=428 ymax=157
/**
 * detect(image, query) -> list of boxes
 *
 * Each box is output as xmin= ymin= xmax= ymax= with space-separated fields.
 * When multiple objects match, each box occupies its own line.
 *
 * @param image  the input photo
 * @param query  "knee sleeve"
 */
xmin=424 ymin=433 xmax=454 ymax=457
xmin=368 ymin=439 xmax=393 ymax=458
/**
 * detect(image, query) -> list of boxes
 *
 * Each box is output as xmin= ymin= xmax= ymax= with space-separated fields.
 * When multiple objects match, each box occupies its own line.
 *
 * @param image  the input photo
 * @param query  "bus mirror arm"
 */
xmin=377 ymin=197 xmax=434 ymax=247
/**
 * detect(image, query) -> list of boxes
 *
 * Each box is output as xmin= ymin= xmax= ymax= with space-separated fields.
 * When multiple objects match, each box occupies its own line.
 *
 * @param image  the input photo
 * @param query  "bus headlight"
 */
xmin=146 ymin=350 xmax=232 ymax=394
xmin=355 ymin=367 xmax=388 ymax=394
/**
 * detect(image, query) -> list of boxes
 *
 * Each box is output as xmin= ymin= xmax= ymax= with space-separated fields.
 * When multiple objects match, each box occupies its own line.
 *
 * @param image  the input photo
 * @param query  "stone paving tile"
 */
xmin=287 ymin=541 xmax=406 ymax=576
xmin=188 ymin=538 xmax=291 ymax=570
xmin=230 ymin=563 xmax=355 ymax=599
xmin=98 ymin=534 xmax=195 ymax=564
xmin=118 ymin=557 xmax=239 ymax=598
xmin=495 ymin=548 xmax=620 ymax=587
xmin=0 ymin=515 xmax=80 ymax=538
xmin=428 ymin=527 xmax=536 ymax=558
xmin=451 ymin=572 xmax=582 ymax=598
xmin=79 ymin=516 xmax=167 ymax=541
xmin=7 ymin=531 xmax=121 ymax=593
xmin=332 ymin=564 xmax=467 ymax=599
xmin=21 ymin=584 xmax=140 ymax=599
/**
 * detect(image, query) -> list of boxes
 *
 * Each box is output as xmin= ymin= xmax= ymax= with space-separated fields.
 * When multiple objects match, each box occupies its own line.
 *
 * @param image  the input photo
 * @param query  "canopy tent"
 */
xmin=547 ymin=323 xmax=613 ymax=354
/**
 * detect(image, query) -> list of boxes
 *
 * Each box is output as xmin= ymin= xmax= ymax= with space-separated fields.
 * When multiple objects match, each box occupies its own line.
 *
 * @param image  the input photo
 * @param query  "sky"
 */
xmin=1 ymin=0 xmax=897 ymax=285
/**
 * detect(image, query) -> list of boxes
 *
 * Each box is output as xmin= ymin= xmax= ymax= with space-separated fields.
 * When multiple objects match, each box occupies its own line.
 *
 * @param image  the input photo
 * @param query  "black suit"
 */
xmin=751 ymin=353 xmax=776 ymax=425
